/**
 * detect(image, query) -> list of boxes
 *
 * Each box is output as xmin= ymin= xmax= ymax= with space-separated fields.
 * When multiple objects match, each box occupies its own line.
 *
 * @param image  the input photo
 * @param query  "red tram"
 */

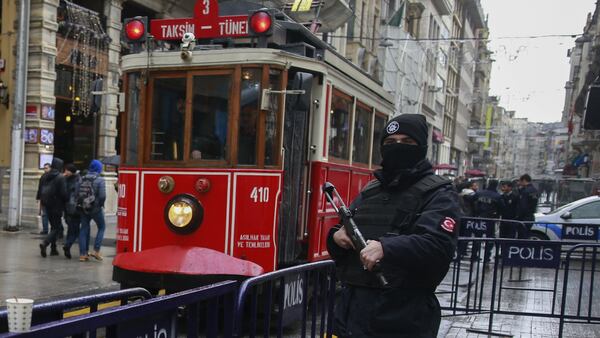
xmin=113 ymin=0 xmax=394 ymax=291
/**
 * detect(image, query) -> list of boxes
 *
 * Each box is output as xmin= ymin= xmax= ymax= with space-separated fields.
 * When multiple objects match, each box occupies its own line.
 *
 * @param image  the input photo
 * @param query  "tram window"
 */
xmin=329 ymin=90 xmax=352 ymax=160
xmin=191 ymin=75 xmax=231 ymax=161
xmin=150 ymin=77 xmax=186 ymax=161
xmin=265 ymin=69 xmax=281 ymax=166
xmin=372 ymin=113 xmax=387 ymax=166
xmin=352 ymin=103 xmax=372 ymax=165
xmin=125 ymin=72 xmax=140 ymax=165
xmin=238 ymin=69 xmax=261 ymax=165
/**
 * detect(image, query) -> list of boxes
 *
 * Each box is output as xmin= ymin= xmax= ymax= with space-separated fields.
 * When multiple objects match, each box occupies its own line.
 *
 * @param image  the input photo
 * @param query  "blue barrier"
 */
xmin=0 ymin=281 xmax=238 ymax=338
xmin=559 ymin=243 xmax=600 ymax=336
xmin=234 ymin=260 xmax=336 ymax=338
xmin=0 ymin=287 xmax=152 ymax=334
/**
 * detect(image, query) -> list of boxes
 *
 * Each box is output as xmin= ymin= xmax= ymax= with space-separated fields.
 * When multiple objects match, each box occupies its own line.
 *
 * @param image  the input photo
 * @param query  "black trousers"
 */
xmin=43 ymin=212 xmax=64 ymax=249
xmin=334 ymin=286 xmax=440 ymax=338
xmin=64 ymin=215 xmax=81 ymax=249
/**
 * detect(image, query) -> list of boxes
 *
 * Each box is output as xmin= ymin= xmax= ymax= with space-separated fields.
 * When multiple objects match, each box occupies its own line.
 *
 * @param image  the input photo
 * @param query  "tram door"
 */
xmin=278 ymin=72 xmax=313 ymax=266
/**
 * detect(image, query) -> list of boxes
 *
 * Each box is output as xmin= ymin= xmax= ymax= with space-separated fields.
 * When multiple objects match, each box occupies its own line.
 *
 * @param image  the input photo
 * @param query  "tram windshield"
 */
xmin=122 ymin=66 xmax=285 ymax=168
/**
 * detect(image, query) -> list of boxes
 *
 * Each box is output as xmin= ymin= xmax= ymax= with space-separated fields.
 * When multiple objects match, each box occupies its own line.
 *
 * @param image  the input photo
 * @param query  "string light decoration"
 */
xmin=57 ymin=0 xmax=111 ymax=118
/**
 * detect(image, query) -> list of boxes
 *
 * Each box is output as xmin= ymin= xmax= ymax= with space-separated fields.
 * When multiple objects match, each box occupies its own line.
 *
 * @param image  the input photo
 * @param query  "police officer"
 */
xmin=471 ymin=179 xmax=503 ymax=263
xmin=516 ymin=174 xmax=538 ymax=238
xmin=499 ymin=180 xmax=519 ymax=238
xmin=474 ymin=179 xmax=503 ymax=218
xmin=327 ymin=114 xmax=461 ymax=337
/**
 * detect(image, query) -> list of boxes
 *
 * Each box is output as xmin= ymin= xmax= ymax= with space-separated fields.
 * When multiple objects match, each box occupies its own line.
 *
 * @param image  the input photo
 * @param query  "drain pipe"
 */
xmin=5 ymin=0 xmax=31 ymax=231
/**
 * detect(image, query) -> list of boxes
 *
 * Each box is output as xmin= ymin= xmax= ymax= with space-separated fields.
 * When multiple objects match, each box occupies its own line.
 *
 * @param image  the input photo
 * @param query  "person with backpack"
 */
xmin=38 ymin=158 xmax=68 ymax=257
xmin=62 ymin=163 xmax=81 ymax=259
xmin=77 ymin=159 xmax=107 ymax=262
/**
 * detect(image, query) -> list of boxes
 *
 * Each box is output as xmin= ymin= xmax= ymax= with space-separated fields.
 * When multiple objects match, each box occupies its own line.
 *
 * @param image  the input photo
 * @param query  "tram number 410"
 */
xmin=250 ymin=187 xmax=269 ymax=203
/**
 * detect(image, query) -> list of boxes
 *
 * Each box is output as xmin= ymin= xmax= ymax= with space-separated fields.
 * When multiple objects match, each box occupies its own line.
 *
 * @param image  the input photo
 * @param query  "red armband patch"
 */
xmin=440 ymin=217 xmax=456 ymax=233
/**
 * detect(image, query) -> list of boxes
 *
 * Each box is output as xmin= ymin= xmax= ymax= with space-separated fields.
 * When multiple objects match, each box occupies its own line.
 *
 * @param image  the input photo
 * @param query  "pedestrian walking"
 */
xmin=499 ymin=180 xmax=519 ymax=238
xmin=516 ymin=174 xmax=539 ymax=238
xmin=38 ymin=158 xmax=68 ymax=257
xmin=327 ymin=114 xmax=461 ymax=337
xmin=36 ymin=163 xmax=51 ymax=235
xmin=62 ymin=163 xmax=81 ymax=259
xmin=77 ymin=159 xmax=107 ymax=262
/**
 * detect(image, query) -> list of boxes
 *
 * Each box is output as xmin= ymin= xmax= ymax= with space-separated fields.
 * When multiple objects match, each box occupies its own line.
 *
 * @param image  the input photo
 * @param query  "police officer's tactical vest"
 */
xmin=340 ymin=174 xmax=451 ymax=289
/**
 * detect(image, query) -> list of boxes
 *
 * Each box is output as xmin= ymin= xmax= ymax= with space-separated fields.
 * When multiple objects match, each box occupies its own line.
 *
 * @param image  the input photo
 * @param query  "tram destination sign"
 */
xmin=561 ymin=224 xmax=599 ymax=241
xmin=149 ymin=0 xmax=249 ymax=40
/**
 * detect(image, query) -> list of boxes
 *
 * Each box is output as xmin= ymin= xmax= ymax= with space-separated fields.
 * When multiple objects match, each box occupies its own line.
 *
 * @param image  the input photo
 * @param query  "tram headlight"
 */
xmin=164 ymin=194 xmax=203 ymax=234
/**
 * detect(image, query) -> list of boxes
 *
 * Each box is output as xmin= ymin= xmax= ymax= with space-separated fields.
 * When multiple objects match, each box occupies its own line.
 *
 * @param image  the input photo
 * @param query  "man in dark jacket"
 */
xmin=62 ymin=163 xmax=81 ymax=259
xmin=516 ymin=174 xmax=539 ymax=238
xmin=78 ymin=159 xmax=107 ymax=261
xmin=472 ymin=179 xmax=503 ymax=263
xmin=499 ymin=180 xmax=519 ymax=238
xmin=38 ymin=158 xmax=68 ymax=257
xmin=327 ymin=114 xmax=461 ymax=337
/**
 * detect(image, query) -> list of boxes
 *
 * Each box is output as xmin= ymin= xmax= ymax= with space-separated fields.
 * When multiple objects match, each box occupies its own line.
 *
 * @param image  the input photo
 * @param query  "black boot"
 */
xmin=39 ymin=243 xmax=47 ymax=258
xmin=63 ymin=245 xmax=71 ymax=259
xmin=50 ymin=245 xmax=59 ymax=256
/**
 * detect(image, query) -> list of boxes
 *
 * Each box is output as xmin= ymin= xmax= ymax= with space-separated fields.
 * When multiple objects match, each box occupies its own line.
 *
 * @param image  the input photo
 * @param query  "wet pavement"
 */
xmin=2 ymin=221 xmax=600 ymax=337
xmin=0 ymin=226 xmax=118 ymax=307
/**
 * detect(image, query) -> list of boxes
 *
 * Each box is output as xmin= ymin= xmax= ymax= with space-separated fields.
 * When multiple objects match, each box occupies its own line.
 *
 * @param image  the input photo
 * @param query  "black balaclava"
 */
xmin=380 ymin=114 xmax=428 ymax=182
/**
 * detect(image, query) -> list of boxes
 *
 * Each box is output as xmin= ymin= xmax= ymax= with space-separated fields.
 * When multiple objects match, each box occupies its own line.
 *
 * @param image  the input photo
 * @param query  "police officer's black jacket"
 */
xmin=474 ymin=188 xmax=504 ymax=218
xmin=501 ymin=191 xmax=518 ymax=220
xmin=327 ymin=160 xmax=461 ymax=292
xmin=517 ymin=183 xmax=538 ymax=221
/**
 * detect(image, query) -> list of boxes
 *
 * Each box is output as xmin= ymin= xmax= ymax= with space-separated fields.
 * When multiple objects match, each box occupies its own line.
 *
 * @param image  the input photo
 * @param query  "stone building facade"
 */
xmin=0 ymin=0 xmax=197 ymax=228
xmin=563 ymin=4 xmax=600 ymax=178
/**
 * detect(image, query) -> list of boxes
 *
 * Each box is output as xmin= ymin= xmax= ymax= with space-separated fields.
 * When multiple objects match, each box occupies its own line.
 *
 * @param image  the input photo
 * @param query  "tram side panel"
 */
xmin=116 ymin=170 xmax=140 ymax=254
xmin=306 ymin=161 xmax=372 ymax=261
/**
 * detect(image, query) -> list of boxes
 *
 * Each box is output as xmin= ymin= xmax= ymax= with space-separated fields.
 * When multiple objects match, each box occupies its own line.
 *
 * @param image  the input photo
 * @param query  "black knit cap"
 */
xmin=381 ymin=114 xmax=428 ymax=146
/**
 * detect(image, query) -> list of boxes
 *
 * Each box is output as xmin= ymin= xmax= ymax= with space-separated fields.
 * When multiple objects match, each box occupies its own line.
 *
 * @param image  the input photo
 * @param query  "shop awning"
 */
xmin=465 ymin=169 xmax=486 ymax=177
xmin=433 ymin=163 xmax=457 ymax=170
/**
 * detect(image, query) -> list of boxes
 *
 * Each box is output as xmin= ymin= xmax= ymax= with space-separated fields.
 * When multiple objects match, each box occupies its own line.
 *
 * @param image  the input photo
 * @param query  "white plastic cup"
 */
xmin=5 ymin=298 xmax=34 ymax=332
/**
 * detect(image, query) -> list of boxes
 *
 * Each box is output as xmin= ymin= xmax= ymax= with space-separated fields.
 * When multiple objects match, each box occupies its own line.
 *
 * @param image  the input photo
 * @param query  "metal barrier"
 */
xmin=559 ymin=243 xmax=600 ymax=336
xmin=440 ymin=234 xmax=600 ymax=337
xmin=234 ymin=260 xmax=336 ymax=338
xmin=0 ymin=281 xmax=238 ymax=338
xmin=0 ymin=287 xmax=152 ymax=334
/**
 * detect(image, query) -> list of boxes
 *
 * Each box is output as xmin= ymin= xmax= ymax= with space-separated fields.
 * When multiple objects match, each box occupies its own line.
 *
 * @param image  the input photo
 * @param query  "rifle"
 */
xmin=322 ymin=182 xmax=389 ymax=287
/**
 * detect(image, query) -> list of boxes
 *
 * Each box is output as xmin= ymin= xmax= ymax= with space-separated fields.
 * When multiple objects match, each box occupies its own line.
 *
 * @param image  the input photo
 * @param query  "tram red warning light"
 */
xmin=125 ymin=19 xmax=145 ymax=40
xmin=249 ymin=11 xmax=272 ymax=35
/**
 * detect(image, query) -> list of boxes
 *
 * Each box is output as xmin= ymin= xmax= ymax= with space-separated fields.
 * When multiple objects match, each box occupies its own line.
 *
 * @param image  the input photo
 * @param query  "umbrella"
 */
xmin=433 ymin=163 xmax=457 ymax=170
xmin=464 ymin=169 xmax=486 ymax=177
xmin=101 ymin=155 xmax=121 ymax=167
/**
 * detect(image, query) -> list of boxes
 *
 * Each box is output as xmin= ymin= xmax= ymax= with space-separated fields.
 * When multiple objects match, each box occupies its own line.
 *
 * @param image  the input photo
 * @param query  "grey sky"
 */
xmin=480 ymin=0 xmax=596 ymax=123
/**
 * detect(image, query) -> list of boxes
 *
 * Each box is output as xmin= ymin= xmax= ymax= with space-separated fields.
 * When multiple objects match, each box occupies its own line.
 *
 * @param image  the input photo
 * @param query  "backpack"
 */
xmin=39 ymin=176 xmax=56 ymax=206
xmin=77 ymin=174 xmax=97 ymax=215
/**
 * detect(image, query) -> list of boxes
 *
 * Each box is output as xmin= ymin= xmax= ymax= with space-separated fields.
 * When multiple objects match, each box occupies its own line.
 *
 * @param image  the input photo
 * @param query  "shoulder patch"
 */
xmin=440 ymin=217 xmax=456 ymax=233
